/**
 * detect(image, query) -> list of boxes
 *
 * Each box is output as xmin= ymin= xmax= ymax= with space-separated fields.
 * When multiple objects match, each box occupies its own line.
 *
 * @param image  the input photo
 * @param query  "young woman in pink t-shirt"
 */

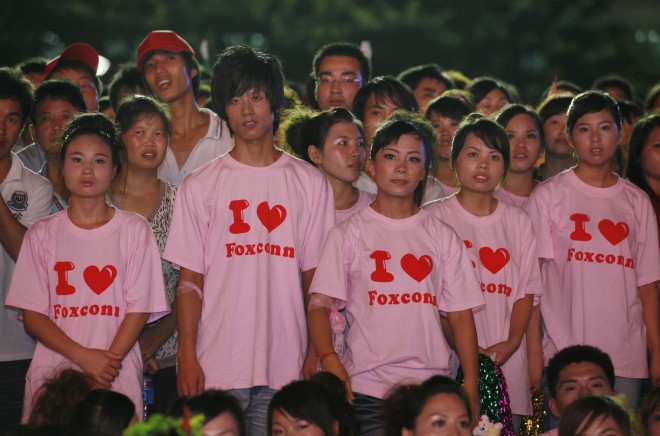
xmin=309 ymin=111 xmax=483 ymax=435
xmin=525 ymin=91 xmax=660 ymax=409
xmin=283 ymin=107 xmax=374 ymax=224
xmin=425 ymin=114 xmax=542 ymax=428
xmin=6 ymin=113 xmax=169 ymax=419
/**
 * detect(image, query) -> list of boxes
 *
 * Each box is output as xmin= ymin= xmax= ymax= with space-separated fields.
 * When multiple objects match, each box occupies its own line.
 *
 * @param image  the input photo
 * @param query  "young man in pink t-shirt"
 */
xmin=163 ymin=45 xmax=334 ymax=435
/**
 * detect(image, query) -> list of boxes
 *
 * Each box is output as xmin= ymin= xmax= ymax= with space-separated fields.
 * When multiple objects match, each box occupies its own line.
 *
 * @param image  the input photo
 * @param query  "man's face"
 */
xmin=31 ymin=98 xmax=80 ymax=155
xmin=0 ymin=98 xmax=24 ymax=160
xmin=143 ymin=52 xmax=195 ymax=104
xmin=413 ymin=77 xmax=448 ymax=112
xmin=314 ymin=55 xmax=362 ymax=111
xmin=51 ymin=68 xmax=98 ymax=112
xmin=549 ymin=362 xmax=613 ymax=418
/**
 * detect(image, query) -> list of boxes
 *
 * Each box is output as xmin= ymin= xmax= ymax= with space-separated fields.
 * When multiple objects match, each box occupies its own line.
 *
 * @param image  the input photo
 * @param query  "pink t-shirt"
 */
xmin=5 ymin=209 xmax=170 ymax=419
xmin=493 ymin=187 xmax=530 ymax=209
xmin=163 ymin=152 xmax=334 ymax=390
xmin=310 ymin=206 xmax=484 ymax=399
xmin=425 ymin=196 xmax=542 ymax=415
xmin=335 ymin=190 xmax=375 ymax=224
xmin=524 ymin=169 xmax=660 ymax=378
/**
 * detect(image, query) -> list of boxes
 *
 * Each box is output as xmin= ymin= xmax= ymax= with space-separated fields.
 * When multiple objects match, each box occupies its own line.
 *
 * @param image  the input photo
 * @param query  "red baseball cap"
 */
xmin=137 ymin=30 xmax=195 ymax=72
xmin=44 ymin=43 xmax=99 ymax=79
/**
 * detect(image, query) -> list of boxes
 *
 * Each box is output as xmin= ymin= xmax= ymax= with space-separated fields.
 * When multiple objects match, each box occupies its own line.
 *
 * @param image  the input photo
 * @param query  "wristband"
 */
xmin=319 ymin=351 xmax=337 ymax=363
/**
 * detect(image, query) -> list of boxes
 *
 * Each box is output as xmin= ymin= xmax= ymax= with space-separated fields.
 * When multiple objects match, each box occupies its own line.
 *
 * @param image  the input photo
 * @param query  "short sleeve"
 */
xmin=299 ymin=174 xmax=335 ymax=272
xmin=309 ymin=224 xmax=353 ymax=309
xmin=524 ymin=188 xmax=555 ymax=260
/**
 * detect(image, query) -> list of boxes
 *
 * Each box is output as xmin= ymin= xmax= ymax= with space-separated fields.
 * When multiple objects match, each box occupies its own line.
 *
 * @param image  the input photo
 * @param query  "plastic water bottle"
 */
xmin=142 ymin=374 xmax=155 ymax=421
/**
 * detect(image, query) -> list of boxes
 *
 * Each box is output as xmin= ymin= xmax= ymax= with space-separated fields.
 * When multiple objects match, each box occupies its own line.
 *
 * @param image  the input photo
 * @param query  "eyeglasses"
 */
xmin=316 ymin=75 xmax=362 ymax=86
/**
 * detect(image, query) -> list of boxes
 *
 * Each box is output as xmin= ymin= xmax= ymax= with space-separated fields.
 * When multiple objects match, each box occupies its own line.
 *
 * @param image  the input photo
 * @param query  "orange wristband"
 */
xmin=319 ymin=351 xmax=337 ymax=363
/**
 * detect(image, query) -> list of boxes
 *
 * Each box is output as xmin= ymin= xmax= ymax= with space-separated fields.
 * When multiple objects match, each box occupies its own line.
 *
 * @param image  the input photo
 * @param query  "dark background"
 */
xmin=2 ymin=0 xmax=658 ymax=104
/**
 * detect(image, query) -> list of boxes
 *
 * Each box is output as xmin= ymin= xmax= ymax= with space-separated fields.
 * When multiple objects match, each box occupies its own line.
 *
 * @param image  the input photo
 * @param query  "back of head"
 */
xmin=566 ymin=90 xmax=622 ymax=134
xmin=385 ymin=375 xmax=471 ymax=436
xmin=558 ymin=395 xmax=634 ymax=436
xmin=28 ymin=368 xmax=92 ymax=427
xmin=69 ymin=389 xmax=135 ymax=436
xmin=32 ymin=79 xmax=87 ymax=122
xmin=546 ymin=345 xmax=615 ymax=399
xmin=313 ymin=42 xmax=371 ymax=83
xmin=0 ymin=66 xmax=35 ymax=126
xmin=352 ymin=76 xmax=418 ymax=123
xmin=211 ymin=44 xmax=285 ymax=134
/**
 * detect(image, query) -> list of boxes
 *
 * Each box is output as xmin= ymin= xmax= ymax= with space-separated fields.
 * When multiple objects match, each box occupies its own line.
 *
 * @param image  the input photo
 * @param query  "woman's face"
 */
xmin=121 ymin=113 xmax=168 ymax=171
xmin=505 ymin=113 xmax=543 ymax=174
xmin=62 ymin=133 xmax=116 ymax=199
xmin=403 ymin=393 xmax=471 ymax=436
xmin=271 ymin=409 xmax=327 ymax=436
xmin=568 ymin=109 xmax=619 ymax=171
xmin=476 ymin=88 xmax=508 ymax=116
xmin=312 ymin=121 xmax=365 ymax=185
xmin=429 ymin=112 xmax=460 ymax=160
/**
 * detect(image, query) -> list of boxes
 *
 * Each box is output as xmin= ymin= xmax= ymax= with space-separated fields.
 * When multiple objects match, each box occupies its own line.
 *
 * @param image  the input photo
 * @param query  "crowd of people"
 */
xmin=1 ymin=30 xmax=659 ymax=436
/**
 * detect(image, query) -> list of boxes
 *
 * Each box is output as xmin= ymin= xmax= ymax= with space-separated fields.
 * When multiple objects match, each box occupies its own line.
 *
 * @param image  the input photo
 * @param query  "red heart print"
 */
xmin=598 ymin=220 xmax=629 ymax=246
xmin=479 ymin=247 xmax=510 ymax=274
xmin=83 ymin=265 xmax=117 ymax=295
xmin=257 ymin=202 xmax=287 ymax=233
xmin=400 ymin=254 xmax=433 ymax=282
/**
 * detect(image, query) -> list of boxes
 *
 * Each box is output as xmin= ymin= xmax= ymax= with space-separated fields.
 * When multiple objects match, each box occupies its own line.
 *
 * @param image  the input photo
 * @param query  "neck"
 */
xmin=169 ymin=96 xmax=203 ymax=133
xmin=67 ymin=197 xmax=114 ymax=229
xmin=230 ymin=136 xmax=280 ymax=167
xmin=456 ymin=189 xmax=497 ymax=217
xmin=434 ymin=158 xmax=456 ymax=187
xmin=541 ymin=153 xmax=573 ymax=179
xmin=371 ymin=194 xmax=418 ymax=219
xmin=573 ymin=164 xmax=617 ymax=188
xmin=502 ymin=171 xmax=535 ymax=197
xmin=113 ymin=166 xmax=160 ymax=193
xmin=329 ymin=177 xmax=359 ymax=211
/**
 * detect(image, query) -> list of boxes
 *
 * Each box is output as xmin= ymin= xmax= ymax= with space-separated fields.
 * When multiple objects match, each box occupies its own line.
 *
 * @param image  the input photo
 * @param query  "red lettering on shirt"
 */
xmin=400 ymin=254 xmax=433 ymax=282
xmin=54 ymin=261 xmax=76 ymax=295
xmin=229 ymin=200 xmax=251 ymax=234
xmin=257 ymin=202 xmax=287 ymax=232
xmin=570 ymin=213 xmax=592 ymax=241
xmin=370 ymin=250 xmax=394 ymax=282
xmin=598 ymin=220 xmax=630 ymax=245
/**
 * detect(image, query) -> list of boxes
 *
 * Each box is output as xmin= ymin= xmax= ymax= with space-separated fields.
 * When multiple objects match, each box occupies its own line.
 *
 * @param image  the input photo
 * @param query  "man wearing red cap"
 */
xmin=44 ymin=43 xmax=100 ymax=112
xmin=138 ymin=30 xmax=233 ymax=185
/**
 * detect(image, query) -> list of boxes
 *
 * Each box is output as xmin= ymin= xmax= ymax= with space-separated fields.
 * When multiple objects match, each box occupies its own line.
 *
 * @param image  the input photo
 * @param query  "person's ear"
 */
xmin=549 ymin=397 xmax=560 ymax=419
xmin=402 ymin=427 xmax=414 ymax=436
xmin=332 ymin=420 xmax=339 ymax=436
xmin=308 ymin=145 xmax=322 ymax=165
xmin=366 ymin=158 xmax=375 ymax=178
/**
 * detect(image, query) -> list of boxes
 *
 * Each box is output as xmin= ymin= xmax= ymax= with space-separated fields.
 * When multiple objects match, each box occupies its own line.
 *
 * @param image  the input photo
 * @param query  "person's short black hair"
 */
xmin=47 ymin=59 xmax=102 ymax=96
xmin=644 ymin=83 xmax=660 ymax=112
xmin=536 ymin=93 xmax=574 ymax=124
xmin=32 ymin=80 xmax=87 ymax=122
xmin=545 ymin=345 xmax=615 ymax=399
xmin=386 ymin=375 xmax=471 ymax=436
xmin=313 ymin=42 xmax=371 ymax=83
xmin=467 ymin=76 xmax=511 ymax=106
xmin=397 ymin=64 xmax=455 ymax=93
xmin=451 ymin=113 xmax=510 ymax=179
xmin=558 ymin=395 xmax=633 ymax=436
xmin=592 ymin=74 xmax=635 ymax=101
xmin=69 ymin=390 xmax=135 ymax=436
xmin=268 ymin=378 xmax=345 ymax=436
xmin=15 ymin=57 xmax=47 ymax=77
xmin=108 ymin=62 xmax=146 ymax=112
xmin=539 ymin=80 xmax=583 ymax=104
xmin=283 ymin=106 xmax=363 ymax=165
xmin=168 ymin=390 xmax=246 ymax=436
xmin=370 ymin=110 xmax=437 ymax=207
xmin=59 ymin=112 xmax=121 ymax=175
xmin=495 ymin=103 xmax=545 ymax=147
xmin=352 ymin=76 xmax=419 ymax=123
xmin=424 ymin=94 xmax=472 ymax=122
xmin=618 ymin=99 xmax=642 ymax=124
xmin=626 ymin=112 xmax=660 ymax=213
xmin=0 ymin=67 xmax=35 ymax=126
xmin=566 ymin=90 xmax=622 ymax=134
xmin=211 ymin=45 xmax=285 ymax=135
